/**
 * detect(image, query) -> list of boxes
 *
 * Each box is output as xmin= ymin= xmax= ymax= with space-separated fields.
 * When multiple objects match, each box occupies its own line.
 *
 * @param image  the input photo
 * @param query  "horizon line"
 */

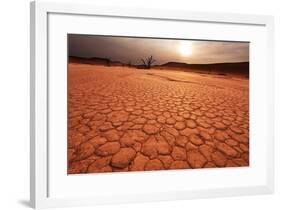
xmin=68 ymin=55 xmax=249 ymax=66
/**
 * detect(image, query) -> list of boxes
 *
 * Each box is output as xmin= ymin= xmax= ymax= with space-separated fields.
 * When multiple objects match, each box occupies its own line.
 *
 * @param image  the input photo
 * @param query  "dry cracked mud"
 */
xmin=68 ymin=64 xmax=249 ymax=174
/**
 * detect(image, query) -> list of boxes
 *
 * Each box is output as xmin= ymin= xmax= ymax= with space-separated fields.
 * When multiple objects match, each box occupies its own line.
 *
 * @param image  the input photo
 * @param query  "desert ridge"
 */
xmin=68 ymin=56 xmax=249 ymax=77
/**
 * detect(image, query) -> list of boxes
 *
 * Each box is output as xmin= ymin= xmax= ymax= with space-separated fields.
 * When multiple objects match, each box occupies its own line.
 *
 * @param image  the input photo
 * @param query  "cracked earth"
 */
xmin=68 ymin=64 xmax=249 ymax=174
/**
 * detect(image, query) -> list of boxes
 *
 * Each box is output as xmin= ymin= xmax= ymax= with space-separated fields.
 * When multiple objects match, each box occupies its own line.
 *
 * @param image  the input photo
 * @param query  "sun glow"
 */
xmin=179 ymin=42 xmax=193 ymax=56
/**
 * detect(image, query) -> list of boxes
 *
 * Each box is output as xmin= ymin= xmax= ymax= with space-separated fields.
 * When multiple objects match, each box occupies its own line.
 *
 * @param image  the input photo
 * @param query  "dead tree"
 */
xmin=141 ymin=55 xmax=156 ymax=69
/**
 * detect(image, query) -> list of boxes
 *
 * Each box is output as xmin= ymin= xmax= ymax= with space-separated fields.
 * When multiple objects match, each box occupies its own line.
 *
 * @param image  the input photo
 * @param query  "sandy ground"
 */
xmin=68 ymin=64 xmax=249 ymax=174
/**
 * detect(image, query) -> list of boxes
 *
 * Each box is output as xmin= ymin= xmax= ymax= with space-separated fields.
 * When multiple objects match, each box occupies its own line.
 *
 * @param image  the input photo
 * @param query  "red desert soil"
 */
xmin=68 ymin=63 xmax=249 ymax=174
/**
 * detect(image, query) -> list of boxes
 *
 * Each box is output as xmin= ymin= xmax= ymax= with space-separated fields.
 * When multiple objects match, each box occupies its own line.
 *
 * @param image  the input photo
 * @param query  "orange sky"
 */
xmin=68 ymin=34 xmax=249 ymax=65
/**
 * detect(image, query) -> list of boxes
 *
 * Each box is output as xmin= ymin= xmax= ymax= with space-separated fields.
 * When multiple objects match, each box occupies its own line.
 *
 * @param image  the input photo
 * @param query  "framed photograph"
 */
xmin=30 ymin=0 xmax=274 ymax=208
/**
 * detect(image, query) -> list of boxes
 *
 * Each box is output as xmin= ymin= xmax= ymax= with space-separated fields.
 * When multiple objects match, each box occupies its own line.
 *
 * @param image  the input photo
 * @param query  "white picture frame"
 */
xmin=30 ymin=0 xmax=274 ymax=209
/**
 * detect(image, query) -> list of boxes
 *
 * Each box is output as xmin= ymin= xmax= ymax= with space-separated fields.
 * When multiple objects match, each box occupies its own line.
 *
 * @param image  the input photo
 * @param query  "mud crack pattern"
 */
xmin=68 ymin=64 xmax=249 ymax=174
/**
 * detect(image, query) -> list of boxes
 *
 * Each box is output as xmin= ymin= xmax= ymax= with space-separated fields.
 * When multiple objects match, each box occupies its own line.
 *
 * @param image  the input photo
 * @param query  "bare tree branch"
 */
xmin=141 ymin=59 xmax=146 ymax=66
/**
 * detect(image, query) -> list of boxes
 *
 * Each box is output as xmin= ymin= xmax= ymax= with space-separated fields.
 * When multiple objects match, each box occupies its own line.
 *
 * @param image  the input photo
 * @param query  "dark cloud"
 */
xmin=68 ymin=34 xmax=249 ymax=64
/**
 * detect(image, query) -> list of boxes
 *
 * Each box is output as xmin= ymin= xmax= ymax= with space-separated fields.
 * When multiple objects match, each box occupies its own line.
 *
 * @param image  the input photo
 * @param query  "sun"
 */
xmin=178 ymin=42 xmax=193 ymax=56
